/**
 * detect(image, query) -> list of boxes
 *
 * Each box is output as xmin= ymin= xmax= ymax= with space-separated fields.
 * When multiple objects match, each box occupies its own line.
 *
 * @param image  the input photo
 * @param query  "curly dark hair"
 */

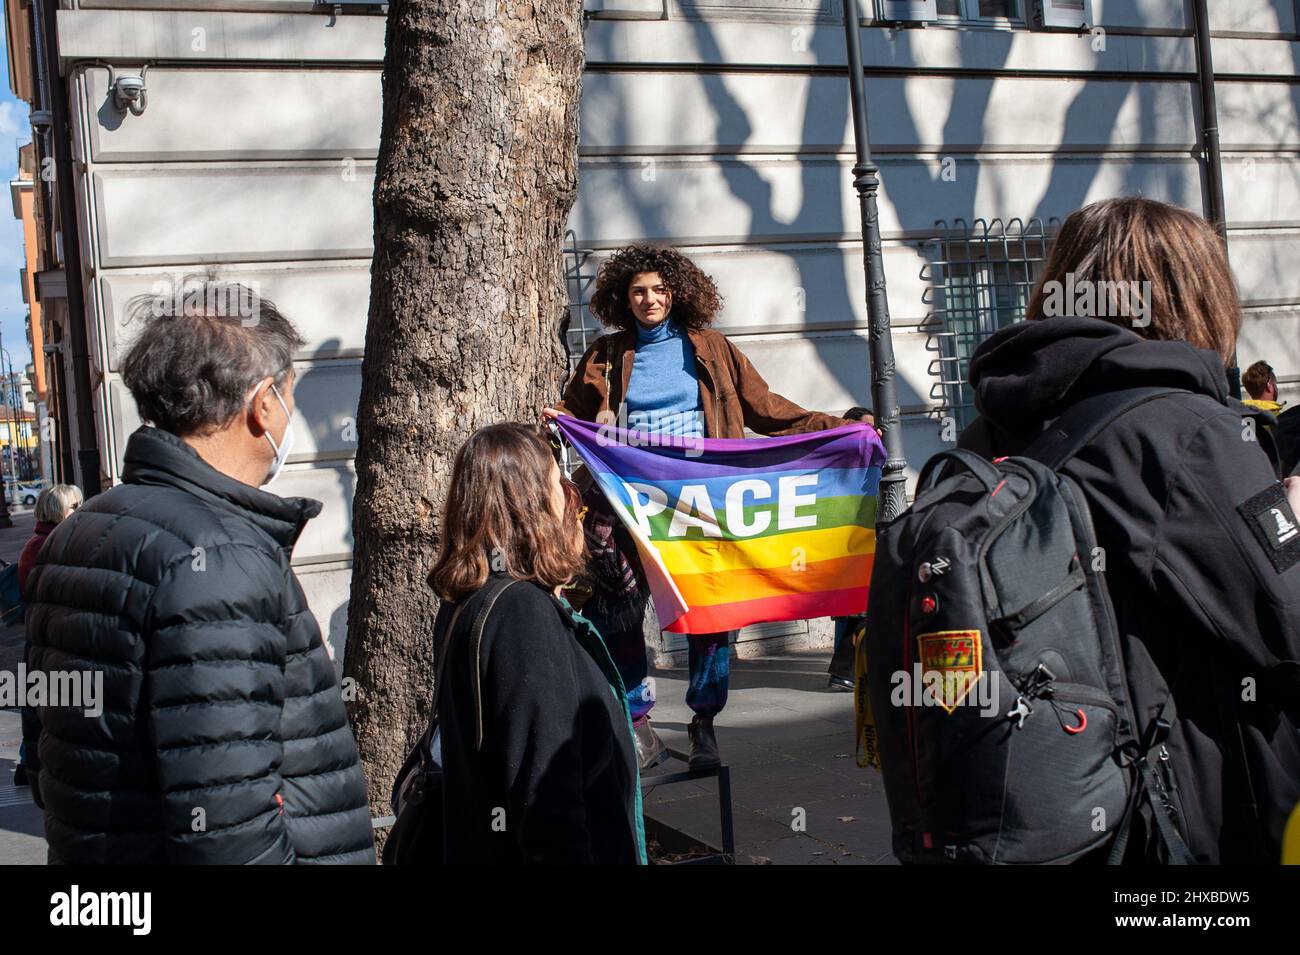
xmin=588 ymin=244 xmax=723 ymax=332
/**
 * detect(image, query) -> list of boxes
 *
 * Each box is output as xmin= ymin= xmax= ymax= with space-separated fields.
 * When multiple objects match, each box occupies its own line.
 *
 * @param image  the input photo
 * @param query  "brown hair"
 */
xmin=428 ymin=423 xmax=585 ymax=602
xmin=1242 ymin=360 xmax=1276 ymax=400
xmin=589 ymin=244 xmax=723 ymax=332
xmin=1026 ymin=198 xmax=1241 ymax=362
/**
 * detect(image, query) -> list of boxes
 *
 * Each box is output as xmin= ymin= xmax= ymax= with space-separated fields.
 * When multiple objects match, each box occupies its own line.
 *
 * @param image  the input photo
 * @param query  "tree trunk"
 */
xmin=344 ymin=0 xmax=585 ymax=824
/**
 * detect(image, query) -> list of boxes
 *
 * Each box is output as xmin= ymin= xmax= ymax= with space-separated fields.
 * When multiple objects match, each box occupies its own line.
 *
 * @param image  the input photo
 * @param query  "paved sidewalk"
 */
xmin=642 ymin=647 xmax=897 ymax=865
xmin=0 ymin=507 xmax=46 ymax=864
xmin=0 ymin=709 xmax=44 ymax=864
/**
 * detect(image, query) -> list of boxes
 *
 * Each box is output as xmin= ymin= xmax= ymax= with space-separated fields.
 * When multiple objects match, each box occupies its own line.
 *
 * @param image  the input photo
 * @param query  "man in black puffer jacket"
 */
xmin=23 ymin=282 xmax=374 ymax=864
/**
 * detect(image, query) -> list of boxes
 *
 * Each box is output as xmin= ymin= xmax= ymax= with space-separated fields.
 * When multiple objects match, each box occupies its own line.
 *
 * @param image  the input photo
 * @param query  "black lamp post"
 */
xmin=1190 ymin=0 xmax=1239 ymax=399
xmin=842 ymin=0 xmax=908 ymax=522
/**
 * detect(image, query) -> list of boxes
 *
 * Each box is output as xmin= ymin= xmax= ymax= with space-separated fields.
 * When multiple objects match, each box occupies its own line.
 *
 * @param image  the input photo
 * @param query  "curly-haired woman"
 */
xmin=544 ymin=244 xmax=848 ymax=772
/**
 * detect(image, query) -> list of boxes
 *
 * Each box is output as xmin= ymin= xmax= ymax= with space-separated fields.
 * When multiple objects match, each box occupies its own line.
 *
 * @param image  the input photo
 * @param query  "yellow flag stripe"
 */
xmin=651 ymin=524 xmax=876 ymax=576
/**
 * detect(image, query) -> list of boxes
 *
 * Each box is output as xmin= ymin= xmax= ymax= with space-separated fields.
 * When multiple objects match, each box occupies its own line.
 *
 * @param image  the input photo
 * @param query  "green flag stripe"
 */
xmin=640 ymin=493 xmax=877 ymax=542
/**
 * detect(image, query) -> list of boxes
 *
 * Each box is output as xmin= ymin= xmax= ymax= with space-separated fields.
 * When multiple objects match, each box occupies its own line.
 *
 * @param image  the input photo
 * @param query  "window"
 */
xmin=1036 ymin=0 xmax=1094 ymax=30
xmin=558 ymin=231 xmax=601 ymax=475
xmin=562 ymin=230 xmax=601 ymax=376
xmin=923 ymin=217 xmax=1054 ymax=430
xmin=937 ymin=0 xmax=1021 ymax=22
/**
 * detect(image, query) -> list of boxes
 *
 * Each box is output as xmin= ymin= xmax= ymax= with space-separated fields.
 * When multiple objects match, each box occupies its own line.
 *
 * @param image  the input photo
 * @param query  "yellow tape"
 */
xmin=851 ymin=617 xmax=880 ymax=771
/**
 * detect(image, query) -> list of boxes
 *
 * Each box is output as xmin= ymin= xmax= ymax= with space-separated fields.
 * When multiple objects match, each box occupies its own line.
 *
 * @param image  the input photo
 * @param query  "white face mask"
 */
xmin=262 ymin=382 xmax=295 ymax=486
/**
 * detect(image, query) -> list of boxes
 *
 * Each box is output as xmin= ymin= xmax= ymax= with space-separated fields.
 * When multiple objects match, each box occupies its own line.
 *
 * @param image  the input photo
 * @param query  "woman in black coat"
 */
xmin=427 ymin=423 xmax=646 ymax=864
xmin=959 ymin=198 xmax=1300 ymax=863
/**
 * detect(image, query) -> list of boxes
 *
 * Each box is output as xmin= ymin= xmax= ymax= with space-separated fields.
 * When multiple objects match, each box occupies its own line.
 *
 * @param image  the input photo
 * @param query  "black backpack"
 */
xmin=864 ymin=387 xmax=1196 ymax=865
xmin=382 ymin=577 xmax=518 ymax=865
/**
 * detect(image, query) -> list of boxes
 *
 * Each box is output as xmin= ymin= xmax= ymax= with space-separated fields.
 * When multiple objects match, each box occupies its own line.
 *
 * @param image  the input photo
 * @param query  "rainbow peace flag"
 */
xmin=554 ymin=416 xmax=885 ymax=635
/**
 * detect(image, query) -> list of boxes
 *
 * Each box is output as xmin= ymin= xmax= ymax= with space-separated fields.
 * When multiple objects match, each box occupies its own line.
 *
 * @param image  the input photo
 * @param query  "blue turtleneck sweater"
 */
xmin=624 ymin=319 xmax=704 ymax=439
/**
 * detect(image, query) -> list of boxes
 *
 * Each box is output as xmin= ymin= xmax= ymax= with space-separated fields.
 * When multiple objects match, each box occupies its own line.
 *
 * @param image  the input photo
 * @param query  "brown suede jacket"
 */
xmin=556 ymin=325 xmax=847 ymax=439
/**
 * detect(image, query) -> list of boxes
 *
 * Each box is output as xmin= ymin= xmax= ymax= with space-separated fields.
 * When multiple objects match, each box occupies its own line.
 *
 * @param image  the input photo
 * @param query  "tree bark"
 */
xmin=344 ymin=0 xmax=585 ymax=823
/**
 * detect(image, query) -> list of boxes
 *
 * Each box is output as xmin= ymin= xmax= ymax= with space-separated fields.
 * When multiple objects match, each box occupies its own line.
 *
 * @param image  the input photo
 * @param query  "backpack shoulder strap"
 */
xmin=1021 ymin=387 xmax=1189 ymax=471
xmin=917 ymin=448 xmax=1004 ymax=495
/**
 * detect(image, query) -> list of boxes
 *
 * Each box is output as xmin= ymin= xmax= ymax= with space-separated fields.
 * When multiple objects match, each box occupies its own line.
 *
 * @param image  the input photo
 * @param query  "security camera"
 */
xmin=29 ymin=110 xmax=52 ymax=130
xmin=106 ymin=65 xmax=149 ymax=116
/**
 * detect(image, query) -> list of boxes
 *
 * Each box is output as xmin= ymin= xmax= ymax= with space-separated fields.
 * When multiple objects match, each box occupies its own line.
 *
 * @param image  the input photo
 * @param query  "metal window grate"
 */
xmin=558 ymin=230 xmax=603 ymax=476
xmin=920 ymin=217 xmax=1056 ymax=431
xmin=563 ymin=230 xmax=601 ymax=373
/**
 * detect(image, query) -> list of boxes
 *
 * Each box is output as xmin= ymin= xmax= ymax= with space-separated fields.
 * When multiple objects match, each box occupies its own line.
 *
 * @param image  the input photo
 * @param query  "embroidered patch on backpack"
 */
xmin=1238 ymin=484 xmax=1300 ymax=573
xmin=916 ymin=630 xmax=983 ymax=713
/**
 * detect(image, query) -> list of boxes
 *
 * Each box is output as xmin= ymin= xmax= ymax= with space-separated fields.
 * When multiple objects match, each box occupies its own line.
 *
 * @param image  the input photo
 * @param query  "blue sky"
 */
xmin=0 ymin=19 xmax=33 ymax=376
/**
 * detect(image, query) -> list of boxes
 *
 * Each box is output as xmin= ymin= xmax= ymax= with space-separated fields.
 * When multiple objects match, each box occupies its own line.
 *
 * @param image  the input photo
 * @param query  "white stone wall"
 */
xmin=52 ymin=0 xmax=1300 ymax=657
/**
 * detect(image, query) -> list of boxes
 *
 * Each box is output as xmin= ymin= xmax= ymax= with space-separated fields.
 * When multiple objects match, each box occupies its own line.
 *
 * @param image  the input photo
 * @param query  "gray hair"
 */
xmin=121 ymin=280 xmax=305 ymax=436
xmin=35 ymin=484 xmax=83 ymax=524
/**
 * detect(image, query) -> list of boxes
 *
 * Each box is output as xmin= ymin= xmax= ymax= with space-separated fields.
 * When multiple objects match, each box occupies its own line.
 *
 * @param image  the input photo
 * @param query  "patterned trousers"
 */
xmin=582 ymin=591 xmax=733 ymax=720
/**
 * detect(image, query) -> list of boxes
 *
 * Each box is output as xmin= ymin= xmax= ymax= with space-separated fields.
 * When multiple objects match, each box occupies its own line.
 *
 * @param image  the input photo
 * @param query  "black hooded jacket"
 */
xmin=24 ymin=427 xmax=375 ymax=864
xmin=958 ymin=317 xmax=1300 ymax=864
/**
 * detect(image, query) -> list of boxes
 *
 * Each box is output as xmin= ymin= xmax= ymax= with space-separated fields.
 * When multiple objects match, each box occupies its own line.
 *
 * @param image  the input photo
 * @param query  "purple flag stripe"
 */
xmin=554 ymin=416 xmax=884 ymax=481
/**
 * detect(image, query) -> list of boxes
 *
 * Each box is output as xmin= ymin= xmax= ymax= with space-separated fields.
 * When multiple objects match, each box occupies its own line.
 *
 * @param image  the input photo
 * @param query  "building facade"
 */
xmin=4 ymin=0 xmax=1298 ymax=661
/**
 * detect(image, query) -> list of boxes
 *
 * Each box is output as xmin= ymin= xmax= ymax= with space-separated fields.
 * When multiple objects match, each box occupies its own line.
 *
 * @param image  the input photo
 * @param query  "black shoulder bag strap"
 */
xmin=468 ymin=579 xmax=519 ymax=750
xmin=426 ymin=576 xmax=519 ymax=756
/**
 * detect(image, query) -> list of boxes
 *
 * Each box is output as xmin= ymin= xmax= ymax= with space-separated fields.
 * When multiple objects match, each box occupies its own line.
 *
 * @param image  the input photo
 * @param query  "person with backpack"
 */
xmin=420 ymin=423 xmax=645 ymax=864
xmin=544 ymin=244 xmax=848 ymax=772
xmin=868 ymin=197 xmax=1299 ymax=864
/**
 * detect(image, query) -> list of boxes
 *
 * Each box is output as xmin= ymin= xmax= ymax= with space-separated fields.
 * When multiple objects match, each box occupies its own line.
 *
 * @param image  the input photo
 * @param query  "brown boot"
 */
xmin=687 ymin=715 xmax=721 ymax=772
